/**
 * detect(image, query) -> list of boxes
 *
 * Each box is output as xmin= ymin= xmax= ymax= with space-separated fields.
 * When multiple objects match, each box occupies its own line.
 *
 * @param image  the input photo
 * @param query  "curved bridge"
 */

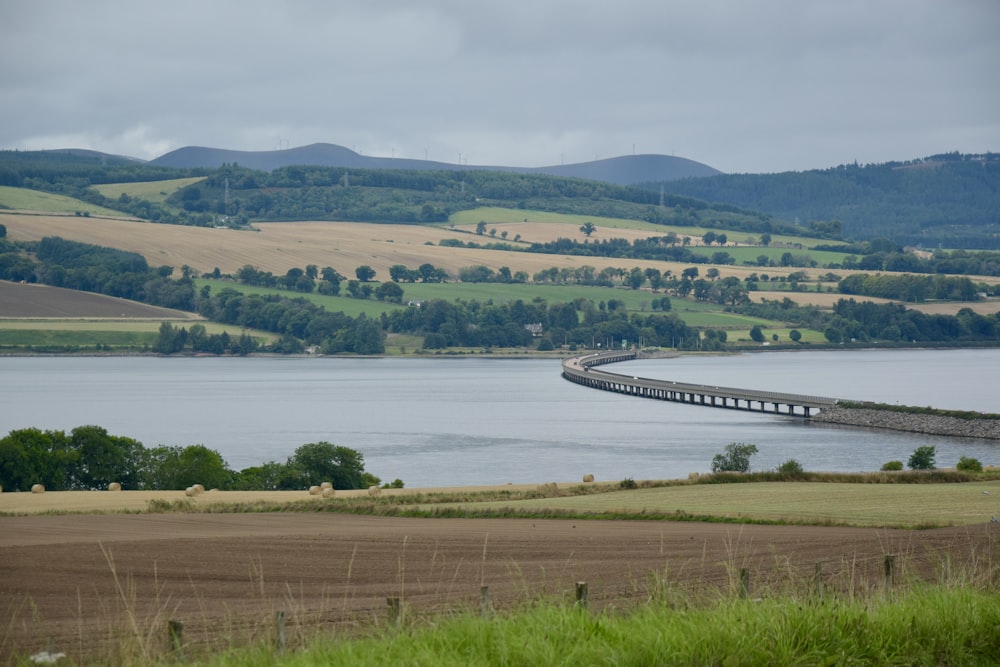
xmin=562 ymin=351 xmax=841 ymax=417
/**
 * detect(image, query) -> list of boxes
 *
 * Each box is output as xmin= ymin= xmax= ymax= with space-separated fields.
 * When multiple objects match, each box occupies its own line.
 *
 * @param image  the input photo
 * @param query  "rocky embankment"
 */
xmin=813 ymin=406 xmax=1000 ymax=440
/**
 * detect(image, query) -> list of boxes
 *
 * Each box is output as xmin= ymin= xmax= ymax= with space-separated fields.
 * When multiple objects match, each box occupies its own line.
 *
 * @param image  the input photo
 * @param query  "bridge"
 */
xmin=561 ymin=351 xmax=841 ymax=417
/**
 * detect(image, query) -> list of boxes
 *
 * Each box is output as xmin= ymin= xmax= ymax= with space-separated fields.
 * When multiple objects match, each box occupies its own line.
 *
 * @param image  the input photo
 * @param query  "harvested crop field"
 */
xmin=0 ymin=280 xmax=197 ymax=319
xmin=0 ymin=213 xmax=822 ymax=286
xmin=2 ymin=491 xmax=997 ymax=663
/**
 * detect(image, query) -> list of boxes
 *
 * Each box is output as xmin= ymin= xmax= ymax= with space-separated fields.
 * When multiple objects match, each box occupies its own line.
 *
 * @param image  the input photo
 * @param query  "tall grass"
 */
xmin=169 ymin=587 xmax=1000 ymax=666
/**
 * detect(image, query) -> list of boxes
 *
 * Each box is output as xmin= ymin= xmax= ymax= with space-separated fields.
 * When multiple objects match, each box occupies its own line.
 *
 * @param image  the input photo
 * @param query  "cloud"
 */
xmin=1 ymin=0 xmax=997 ymax=173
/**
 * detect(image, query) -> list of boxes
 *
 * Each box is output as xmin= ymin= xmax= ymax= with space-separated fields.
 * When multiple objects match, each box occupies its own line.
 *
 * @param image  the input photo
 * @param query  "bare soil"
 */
xmin=0 ymin=280 xmax=197 ymax=319
xmin=2 ymin=503 xmax=995 ymax=663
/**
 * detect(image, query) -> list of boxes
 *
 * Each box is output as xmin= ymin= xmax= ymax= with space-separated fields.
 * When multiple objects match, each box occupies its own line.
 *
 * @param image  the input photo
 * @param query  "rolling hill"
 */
xmin=148 ymin=143 xmax=722 ymax=184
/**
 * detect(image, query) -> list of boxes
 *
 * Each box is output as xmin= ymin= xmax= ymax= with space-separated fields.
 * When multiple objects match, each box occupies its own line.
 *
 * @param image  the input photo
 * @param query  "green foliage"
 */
xmin=619 ymin=477 xmax=638 ymax=489
xmin=776 ymin=459 xmax=804 ymax=475
xmin=749 ymin=325 xmax=765 ymax=343
xmin=955 ymin=456 xmax=983 ymax=473
xmin=908 ymin=446 xmax=937 ymax=471
xmin=0 ymin=425 xmax=379 ymax=492
xmin=284 ymin=442 xmax=369 ymax=490
xmin=711 ymin=442 xmax=759 ymax=473
xmin=881 ymin=460 xmax=904 ymax=471
xmin=658 ymin=153 xmax=1000 ymax=248
xmin=142 ymin=444 xmax=233 ymax=490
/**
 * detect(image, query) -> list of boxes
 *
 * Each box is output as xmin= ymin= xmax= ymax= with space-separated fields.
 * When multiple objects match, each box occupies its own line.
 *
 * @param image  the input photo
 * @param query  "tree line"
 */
xmin=0 ymin=425 xmax=385 ymax=492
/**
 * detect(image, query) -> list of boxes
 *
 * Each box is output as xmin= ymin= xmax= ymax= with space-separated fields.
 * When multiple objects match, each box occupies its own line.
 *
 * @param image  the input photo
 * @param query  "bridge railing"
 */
xmin=562 ymin=352 xmax=841 ymax=414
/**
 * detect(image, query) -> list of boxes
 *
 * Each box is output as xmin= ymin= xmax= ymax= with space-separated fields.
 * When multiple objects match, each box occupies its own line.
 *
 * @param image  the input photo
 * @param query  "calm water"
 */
xmin=1 ymin=350 xmax=998 ymax=487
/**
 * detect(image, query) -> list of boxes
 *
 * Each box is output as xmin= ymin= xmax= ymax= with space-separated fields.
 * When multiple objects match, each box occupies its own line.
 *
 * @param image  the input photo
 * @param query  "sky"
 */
xmin=1 ymin=0 xmax=998 ymax=174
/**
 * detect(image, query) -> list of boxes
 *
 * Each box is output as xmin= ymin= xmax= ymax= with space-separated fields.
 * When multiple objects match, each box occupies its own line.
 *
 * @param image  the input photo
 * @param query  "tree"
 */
xmin=476 ymin=221 xmax=487 ymax=235
xmin=67 ymin=425 xmax=145 ymax=490
xmin=881 ymin=460 xmax=904 ymax=471
xmin=580 ymin=222 xmax=596 ymax=237
xmin=286 ymin=442 xmax=368 ymax=490
xmin=907 ymin=445 xmax=936 ymax=470
xmin=710 ymin=442 xmax=758 ymax=473
xmin=139 ymin=445 xmax=231 ymax=490
xmin=701 ymin=231 xmax=717 ymax=246
xmin=375 ymin=280 xmax=404 ymax=303
xmin=760 ymin=233 xmax=771 ymax=246
xmin=956 ymin=456 xmax=983 ymax=472
xmin=789 ymin=329 xmax=802 ymax=342
xmin=0 ymin=428 xmax=73 ymax=491
xmin=355 ymin=265 xmax=376 ymax=282
xmin=749 ymin=325 xmax=765 ymax=343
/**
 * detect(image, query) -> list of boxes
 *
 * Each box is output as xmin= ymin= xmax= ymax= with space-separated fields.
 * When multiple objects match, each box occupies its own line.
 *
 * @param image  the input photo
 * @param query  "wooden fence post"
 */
xmin=275 ymin=610 xmax=285 ymax=654
xmin=814 ymin=562 xmax=823 ymax=598
xmin=387 ymin=597 xmax=401 ymax=627
xmin=480 ymin=585 xmax=491 ymax=619
xmin=575 ymin=581 xmax=589 ymax=609
xmin=883 ymin=554 xmax=896 ymax=589
xmin=167 ymin=619 xmax=184 ymax=658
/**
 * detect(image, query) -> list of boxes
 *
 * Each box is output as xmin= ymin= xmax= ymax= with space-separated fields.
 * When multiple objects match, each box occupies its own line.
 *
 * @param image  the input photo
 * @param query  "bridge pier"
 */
xmin=562 ymin=352 xmax=840 ymax=420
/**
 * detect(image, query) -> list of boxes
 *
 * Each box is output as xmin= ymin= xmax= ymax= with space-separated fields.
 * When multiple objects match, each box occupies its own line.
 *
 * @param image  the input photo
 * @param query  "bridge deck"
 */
xmin=562 ymin=351 xmax=841 ymax=416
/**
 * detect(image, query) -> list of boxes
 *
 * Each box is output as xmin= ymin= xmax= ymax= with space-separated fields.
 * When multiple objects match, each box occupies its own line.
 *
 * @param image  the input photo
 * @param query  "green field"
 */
xmin=93 ymin=176 xmax=206 ymax=205
xmin=195 ymin=278 xmax=801 ymax=337
xmin=0 ymin=186 xmax=124 ymax=216
xmin=416 ymin=480 xmax=1000 ymax=528
xmin=0 ymin=319 xmax=274 ymax=349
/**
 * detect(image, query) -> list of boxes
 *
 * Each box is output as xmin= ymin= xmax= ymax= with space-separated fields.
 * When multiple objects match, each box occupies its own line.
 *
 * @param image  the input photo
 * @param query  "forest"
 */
xmin=655 ymin=153 xmax=1000 ymax=248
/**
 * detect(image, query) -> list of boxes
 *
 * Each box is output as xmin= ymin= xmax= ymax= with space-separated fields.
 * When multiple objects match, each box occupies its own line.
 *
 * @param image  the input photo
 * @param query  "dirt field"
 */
xmin=2 ymin=497 xmax=996 ymax=663
xmin=0 ymin=281 xmax=198 ymax=319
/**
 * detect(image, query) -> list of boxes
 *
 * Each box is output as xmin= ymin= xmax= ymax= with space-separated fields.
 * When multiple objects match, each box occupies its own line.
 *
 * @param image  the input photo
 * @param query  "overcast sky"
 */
xmin=2 ymin=1 xmax=998 ymax=174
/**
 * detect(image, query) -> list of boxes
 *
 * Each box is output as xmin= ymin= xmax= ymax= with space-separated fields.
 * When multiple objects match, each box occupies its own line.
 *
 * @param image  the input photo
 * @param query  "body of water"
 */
xmin=1 ymin=349 xmax=997 ymax=487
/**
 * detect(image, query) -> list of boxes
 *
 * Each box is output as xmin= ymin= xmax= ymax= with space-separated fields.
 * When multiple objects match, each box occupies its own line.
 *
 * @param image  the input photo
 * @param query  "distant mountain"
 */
xmin=149 ymin=142 xmax=721 ymax=184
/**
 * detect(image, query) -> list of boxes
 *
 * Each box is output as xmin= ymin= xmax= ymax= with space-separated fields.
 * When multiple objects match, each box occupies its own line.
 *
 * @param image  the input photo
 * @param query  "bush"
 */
xmin=956 ymin=456 xmax=983 ymax=473
xmin=776 ymin=459 xmax=804 ymax=474
xmin=619 ymin=477 xmax=637 ymax=489
xmin=908 ymin=445 xmax=937 ymax=470
xmin=881 ymin=460 xmax=904 ymax=471
xmin=711 ymin=442 xmax=758 ymax=473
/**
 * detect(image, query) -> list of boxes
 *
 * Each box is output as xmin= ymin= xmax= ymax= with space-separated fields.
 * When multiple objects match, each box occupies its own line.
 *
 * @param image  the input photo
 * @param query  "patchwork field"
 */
xmin=0 ymin=212 xmax=854 ymax=290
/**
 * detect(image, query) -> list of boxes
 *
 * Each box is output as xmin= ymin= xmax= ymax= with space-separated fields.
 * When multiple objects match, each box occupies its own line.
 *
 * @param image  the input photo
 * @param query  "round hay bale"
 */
xmin=688 ymin=472 xmax=700 ymax=481
xmin=320 ymin=481 xmax=333 ymax=490
xmin=308 ymin=485 xmax=322 ymax=495
xmin=31 ymin=483 xmax=45 ymax=494
xmin=192 ymin=484 xmax=205 ymax=495
xmin=322 ymin=487 xmax=335 ymax=498
xmin=107 ymin=482 xmax=122 ymax=492
xmin=185 ymin=486 xmax=197 ymax=497
xmin=368 ymin=485 xmax=382 ymax=498
xmin=582 ymin=474 xmax=595 ymax=483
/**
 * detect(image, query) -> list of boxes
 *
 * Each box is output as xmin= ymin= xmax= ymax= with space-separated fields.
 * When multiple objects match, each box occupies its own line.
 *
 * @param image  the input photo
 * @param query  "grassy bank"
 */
xmin=201 ymin=589 xmax=999 ymax=667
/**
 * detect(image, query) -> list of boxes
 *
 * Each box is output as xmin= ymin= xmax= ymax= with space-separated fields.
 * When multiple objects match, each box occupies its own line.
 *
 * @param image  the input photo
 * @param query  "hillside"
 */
xmin=149 ymin=143 xmax=722 ymax=184
xmin=654 ymin=153 xmax=1000 ymax=248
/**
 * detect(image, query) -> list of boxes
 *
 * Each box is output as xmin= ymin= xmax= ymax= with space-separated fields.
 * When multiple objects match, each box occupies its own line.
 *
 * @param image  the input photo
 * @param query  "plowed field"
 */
xmin=2 ymin=509 xmax=995 ymax=663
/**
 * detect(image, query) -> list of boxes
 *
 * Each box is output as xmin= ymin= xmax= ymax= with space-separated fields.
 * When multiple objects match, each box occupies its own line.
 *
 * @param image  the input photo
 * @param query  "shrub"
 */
xmin=776 ymin=459 xmax=804 ymax=474
xmin=881 ymin=460 xmax=904 ymax=471
xmin=620 ymin=477 xmax=637 ymax=489
xmin=711 ymin=442 xmax=758 ymax=473
xmin=956 ymin=456 xmax=983 ymax=473
xmin=908 ymin=446 xmax=937 ymax=470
